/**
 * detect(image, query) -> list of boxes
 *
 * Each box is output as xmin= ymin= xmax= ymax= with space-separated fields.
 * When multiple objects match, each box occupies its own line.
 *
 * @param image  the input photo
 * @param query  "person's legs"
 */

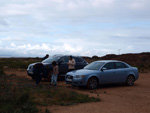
xmin=36 ymin=77 xmax=39 ymax=85
xmin=36 ymin=74 xmax=42 ymax=85
xmin=51 ymin=74 xmax=54 ymax=85
xmin=54 ymin=74 xmax=58 ymax=86
xmin=47 ymin=71 xmax=52 ymax=82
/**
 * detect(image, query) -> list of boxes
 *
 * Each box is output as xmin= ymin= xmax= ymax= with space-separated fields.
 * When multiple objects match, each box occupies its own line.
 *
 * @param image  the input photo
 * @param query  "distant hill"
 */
xmin=83 ymin=52 xmax=150 ymax=72
xmin=0 ymin=52 xmax=149 ymax=73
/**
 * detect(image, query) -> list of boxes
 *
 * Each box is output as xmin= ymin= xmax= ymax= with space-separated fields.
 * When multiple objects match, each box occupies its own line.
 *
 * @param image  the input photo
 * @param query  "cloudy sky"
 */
xmin=0 ymin=0 xmax=150 ymax=57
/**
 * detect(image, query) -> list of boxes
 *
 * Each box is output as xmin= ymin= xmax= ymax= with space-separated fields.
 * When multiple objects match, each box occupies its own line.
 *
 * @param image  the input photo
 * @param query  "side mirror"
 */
xmin=101 ymin=67 xmax=107 ymax=71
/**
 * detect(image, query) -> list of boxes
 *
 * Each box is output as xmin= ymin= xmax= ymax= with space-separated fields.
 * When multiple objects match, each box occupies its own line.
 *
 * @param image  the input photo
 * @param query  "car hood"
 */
xmin=29 ymin=62 xmax=50 ymax=66
xmin=67 ymin=69 xmax=98 ymax=76
xmin=28 ymin=62 xmax=52 ymax=69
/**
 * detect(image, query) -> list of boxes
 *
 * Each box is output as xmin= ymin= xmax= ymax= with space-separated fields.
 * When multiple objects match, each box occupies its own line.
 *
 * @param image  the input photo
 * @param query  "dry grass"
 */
xmin=0 ymin=70 xmax=100 ymax=113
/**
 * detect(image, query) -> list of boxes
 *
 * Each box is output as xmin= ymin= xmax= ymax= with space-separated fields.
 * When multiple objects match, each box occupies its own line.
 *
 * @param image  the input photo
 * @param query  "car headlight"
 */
xmin=28 ymin=65 xmax=33 ymax=69
xmin=74 ymin=75 xmax=85 ymax=78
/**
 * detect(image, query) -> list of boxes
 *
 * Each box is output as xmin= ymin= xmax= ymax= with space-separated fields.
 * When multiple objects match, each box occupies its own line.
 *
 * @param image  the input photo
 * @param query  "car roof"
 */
xmin=95 ymin=60 xmax=122 ymax=63
xmin=53 ymin=54 xmax=81 ymax=57
xmin=94 ymin=60 xmax=131 ymax=67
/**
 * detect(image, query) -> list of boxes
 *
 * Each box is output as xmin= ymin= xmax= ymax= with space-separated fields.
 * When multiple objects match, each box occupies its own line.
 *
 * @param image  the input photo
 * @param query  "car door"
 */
xmin=99 ymin=62 xmax=118 ymax=84
xmin=58 ymin=56 xmax=69 ymax=75
xmin=114 ymin=62 xmax=129 ymax=82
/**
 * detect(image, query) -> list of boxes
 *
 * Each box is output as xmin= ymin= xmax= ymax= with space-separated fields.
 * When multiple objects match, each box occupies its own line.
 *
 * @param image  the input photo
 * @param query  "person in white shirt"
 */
xmin=67 ymin=55 xmax=76 ymax=72
xmin=50 ymin=61 xmax=59 ymax=86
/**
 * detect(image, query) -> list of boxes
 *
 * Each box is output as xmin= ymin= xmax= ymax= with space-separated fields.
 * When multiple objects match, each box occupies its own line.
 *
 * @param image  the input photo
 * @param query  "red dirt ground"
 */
xmin=48 ymin=73 xmax=150 ymax=113
xmin=5 ymin=69 xmax=150 ymax=113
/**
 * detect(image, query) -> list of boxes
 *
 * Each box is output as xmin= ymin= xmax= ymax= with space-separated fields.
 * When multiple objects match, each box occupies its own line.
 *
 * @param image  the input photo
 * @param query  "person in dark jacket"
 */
xmin=42 ymin=54 xmax=49 ymax=60
xmin=34 ymin=63 xmax=46 ymax=85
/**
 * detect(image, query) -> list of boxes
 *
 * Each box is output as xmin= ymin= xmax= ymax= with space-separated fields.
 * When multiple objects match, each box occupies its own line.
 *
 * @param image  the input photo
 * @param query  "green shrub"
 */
xmin=0 ymin=92 xmax=38 ymax=113
xmin=45 ymin=109 xmax=51 ymax=113
xmin=0 ymin=74 xmax=38 ymax=113
xmin=0 ymin=66 xmax=4 ymax=75
xmin=33 ymin=87 xmax=100 ymax=106
xmin=0 ymin=73 xmax=100 ymax=113
xmin=0 ymin=58 xmax=41 ymax=70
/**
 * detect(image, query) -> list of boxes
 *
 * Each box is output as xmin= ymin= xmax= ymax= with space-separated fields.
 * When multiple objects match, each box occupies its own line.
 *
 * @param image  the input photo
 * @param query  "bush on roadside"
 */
xmin=0 ymin=92 xmax=38 ymax=113
xmin=33 ymin=86 xmax=100 ymax=106
xmin=0 ymin=74 xmax=38 ymax=113
xmin=0 ymin=66 xmax=4 ymax=75
xmin=0 ymin=73 xmax=100 ymax=113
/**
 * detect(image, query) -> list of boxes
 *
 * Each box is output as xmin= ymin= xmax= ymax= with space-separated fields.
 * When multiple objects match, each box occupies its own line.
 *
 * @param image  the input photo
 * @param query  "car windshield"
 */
xmin=84 ymin=62 xmax=105 ymax=70
xmin=42 ymin=56 xmax=60 ymax=63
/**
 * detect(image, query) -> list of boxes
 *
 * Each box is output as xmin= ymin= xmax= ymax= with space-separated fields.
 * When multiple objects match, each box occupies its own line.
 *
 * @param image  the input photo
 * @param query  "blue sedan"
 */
xmin=65 ymin=60 xmax=139 ymax=89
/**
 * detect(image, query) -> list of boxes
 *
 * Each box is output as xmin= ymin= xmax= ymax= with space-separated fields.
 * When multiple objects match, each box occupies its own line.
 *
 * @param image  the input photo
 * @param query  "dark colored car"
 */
xmin=27 ymin=55 xmax=88 ymax=80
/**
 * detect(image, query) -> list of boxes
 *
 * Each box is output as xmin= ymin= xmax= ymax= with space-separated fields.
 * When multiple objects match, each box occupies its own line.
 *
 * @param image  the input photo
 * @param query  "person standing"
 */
xmin=34 ymin=63 xmax=45 ymax=85
xmin=67 ymin=55 xmax=76 ymax=72
xmin=50 ymin=61 xmax=59 ymax=86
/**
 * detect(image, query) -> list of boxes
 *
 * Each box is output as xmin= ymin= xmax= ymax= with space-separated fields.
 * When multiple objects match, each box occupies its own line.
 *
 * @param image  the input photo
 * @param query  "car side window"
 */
xmin=74 ymin=57 xmax=83 ymax=63
xmin=103 ymin=62 xmax=115 ymax=70
xmin=63 ymin=56 xmax=69 ymax=63
xmin=115 ymin=62 xmax=129 ymax=69
xmin=59 ymin=56 xmax=69 ymax=63
xmin=58 ymin=57 xmax=64 ymax=63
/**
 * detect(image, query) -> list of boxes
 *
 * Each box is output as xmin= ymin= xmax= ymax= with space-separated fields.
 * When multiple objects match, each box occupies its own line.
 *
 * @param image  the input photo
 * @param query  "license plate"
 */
xmin=66 ymin=78 xmax=72 ymax=82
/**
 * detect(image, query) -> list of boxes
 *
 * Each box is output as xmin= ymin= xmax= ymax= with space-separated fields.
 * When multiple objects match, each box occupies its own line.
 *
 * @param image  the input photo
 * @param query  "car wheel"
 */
xmin=87 ymin=77 xmax=99 ymax=89
xmin=126 ymin=75 xmax=135 ymax=86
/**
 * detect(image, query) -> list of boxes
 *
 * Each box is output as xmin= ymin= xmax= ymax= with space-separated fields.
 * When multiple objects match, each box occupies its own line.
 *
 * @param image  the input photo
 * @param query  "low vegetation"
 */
xmin=33 ymin=86 xmax=100 ymax=106
xmin=0 ymin=73 xmax=100 ymax=113
xmin=0 ymin=74 xmax=38 ymax=113
xmin=0 ymin=57 xmax=41 ymax=70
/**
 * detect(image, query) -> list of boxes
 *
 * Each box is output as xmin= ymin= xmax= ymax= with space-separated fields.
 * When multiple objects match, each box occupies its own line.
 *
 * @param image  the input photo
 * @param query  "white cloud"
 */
xmin=0 ymin=0 xmax=148 ymax=21
xmin=0 ymin=0 xmax=150 ymax=57
xmin=129 ymin=0 xmax=150 ymax=10
xmin=0 ymin=19 xmax=9 ymax=26
xmin=0 ymin=42 xmax=83 ymax=57
xmin=63 ymin=43 xmax=82 ymax=53
xmin=1 ymin=37 xmax=25 ymax=41
xmin=0 ymin=4 xmax=28 ymax=17
xmin=10 ymin=43 xmax=16 ymax=47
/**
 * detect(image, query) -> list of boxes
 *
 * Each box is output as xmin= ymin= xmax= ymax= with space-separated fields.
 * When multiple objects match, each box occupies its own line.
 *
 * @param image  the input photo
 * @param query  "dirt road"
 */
xmin=50 ymin=73 xmax=150 ymax=113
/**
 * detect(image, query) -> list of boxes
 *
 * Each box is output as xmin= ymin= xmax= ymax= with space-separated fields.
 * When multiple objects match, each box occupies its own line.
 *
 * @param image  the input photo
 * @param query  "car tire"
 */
xmin=126 ymin=75 xmax=135 ymax=86
xmin=87 ymin=77 xmax=99 ymax=89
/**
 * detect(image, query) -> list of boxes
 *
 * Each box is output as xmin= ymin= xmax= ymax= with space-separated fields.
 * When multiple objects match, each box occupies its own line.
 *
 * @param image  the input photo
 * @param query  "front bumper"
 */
xmin=65 ymin=75 xmax=87 ymax=86
xmin=27 ymin=70 xmax=34 ymax=76
xmin=27 ymin=64 xmax=34 ymax=76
